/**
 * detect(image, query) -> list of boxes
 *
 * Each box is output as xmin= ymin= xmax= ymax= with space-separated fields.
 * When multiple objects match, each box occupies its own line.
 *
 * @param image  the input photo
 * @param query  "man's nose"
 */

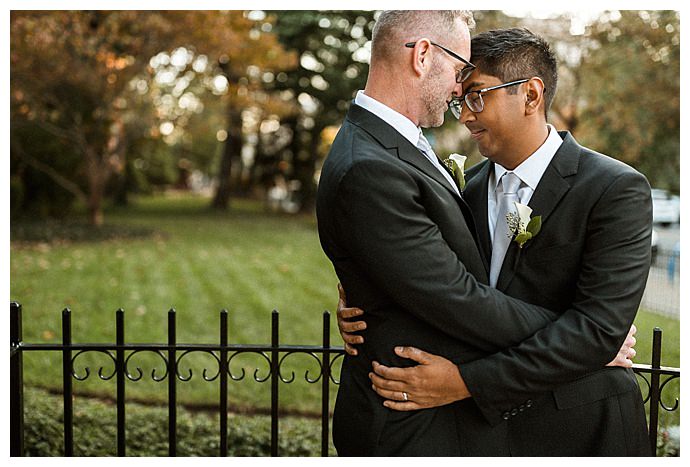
xmin=459 ymin=103 xmax=475 ymax=124
xmin=452 ymin=80 xmax=463 ymax=98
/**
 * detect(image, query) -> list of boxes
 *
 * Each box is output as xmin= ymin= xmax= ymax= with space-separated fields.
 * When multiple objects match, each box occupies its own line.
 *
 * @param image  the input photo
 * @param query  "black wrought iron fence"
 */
xmin=9 ymin=302 xmax=680 ymax=457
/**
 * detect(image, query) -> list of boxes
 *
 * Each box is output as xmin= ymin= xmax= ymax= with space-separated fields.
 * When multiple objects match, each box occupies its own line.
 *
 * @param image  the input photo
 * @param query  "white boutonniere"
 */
xmin=443 ymin=153 xmax=467 ymax=191
xmin=506 ymin=202 xmax=542 ymax=248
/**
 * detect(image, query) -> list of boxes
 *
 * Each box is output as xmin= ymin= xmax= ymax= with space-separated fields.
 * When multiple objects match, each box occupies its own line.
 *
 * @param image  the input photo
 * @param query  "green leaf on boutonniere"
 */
xmin=443 ymin=153 xmax=467 ymax=191
xmin=526 ymin=216 xmax=542 ymax=237
xmin=514 ymin=231 xmax=532 ymax=246
xmin=511 ymin=204 xmax=542 ymax=248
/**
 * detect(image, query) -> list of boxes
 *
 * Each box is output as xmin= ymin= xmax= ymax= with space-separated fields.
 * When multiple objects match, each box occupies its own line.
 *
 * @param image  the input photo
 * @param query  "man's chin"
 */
xmin=482 ymin=152 xmax=502 ymax=165
xmin=421 ymin=115 xmax=445 ymax=129
xmin=473 ymin=143 xmax=492 ymax=161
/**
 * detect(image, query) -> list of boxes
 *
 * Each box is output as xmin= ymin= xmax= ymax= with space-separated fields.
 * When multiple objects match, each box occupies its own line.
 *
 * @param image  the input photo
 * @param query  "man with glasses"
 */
xmin=318 ymin=11 xmax=638 ymax=455
xmin=405 ymin=40 xmax=477 ymax=84
xmin=335 ymin=28 xmax=651 ymax=456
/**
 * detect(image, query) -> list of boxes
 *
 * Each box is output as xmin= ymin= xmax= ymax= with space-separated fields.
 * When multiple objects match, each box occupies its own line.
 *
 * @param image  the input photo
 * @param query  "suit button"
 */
xmin=502 ymin=412 xmax=510 ymax=420
xmin=511 ymin=408 xmax=519 ymax=416
xmin=519 ymin=405 xmax=525 ymax=412
xmin=526 ymin=399 xmax=533 ymax=408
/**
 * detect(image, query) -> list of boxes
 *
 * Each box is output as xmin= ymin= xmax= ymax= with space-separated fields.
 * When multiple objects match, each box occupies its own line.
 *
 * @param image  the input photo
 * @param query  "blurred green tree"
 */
xmin=577 ymin=10 xmax=679 ymax=192
xmin=10 ymin=11 xmax=295 ymax=223
xmin=266 ymin=10 xmax=376 ymax=212
xmin=181 ymin=11 xmax=297 ymax=210
xmin=12 ymin=11 xmax=174 ymax=224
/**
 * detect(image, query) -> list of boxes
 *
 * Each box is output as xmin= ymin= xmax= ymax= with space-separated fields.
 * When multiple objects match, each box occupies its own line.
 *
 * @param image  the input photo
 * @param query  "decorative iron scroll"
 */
xmin=125 ymin=350 xmax=169 ymax=382
xmin=634 ymin=371 xmax=680 ymax=412
xmin=71 ymin=349 xmax=117 ymax=381
xmin=67 ymin=347 xmax=345 ymax=385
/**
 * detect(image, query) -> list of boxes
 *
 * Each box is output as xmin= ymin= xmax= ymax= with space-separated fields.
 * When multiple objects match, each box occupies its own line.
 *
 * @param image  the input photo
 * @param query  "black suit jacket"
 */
xmin=317 ymin=105 xmax=563 ymax=455
xmin=460 ymin=131 xmax=652 ymax=455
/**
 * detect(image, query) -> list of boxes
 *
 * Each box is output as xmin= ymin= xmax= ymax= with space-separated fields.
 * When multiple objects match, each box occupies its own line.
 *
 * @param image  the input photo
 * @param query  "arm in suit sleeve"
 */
xmin=459 ymin=170 xmax=653 ymax=422
xmin=334 ymin=157 xmax=558 ymax=353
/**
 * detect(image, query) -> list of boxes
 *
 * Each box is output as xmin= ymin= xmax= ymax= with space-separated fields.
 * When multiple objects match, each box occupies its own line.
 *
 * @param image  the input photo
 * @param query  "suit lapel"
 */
xmin=347 ymin=103 xmax=475 ymax=217
xmin=397 ymin=144 xmax=481 ymax=245
xmin=396 ymin=144 xmax=464 ymax=203
xmin=464 ymin=161 xmax=492 ymax=274
xmin=496 ymin=131 xmax=580 ymax=290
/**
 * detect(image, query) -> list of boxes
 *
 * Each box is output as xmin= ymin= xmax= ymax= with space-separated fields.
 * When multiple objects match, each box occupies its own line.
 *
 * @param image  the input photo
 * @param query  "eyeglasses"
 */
xmin=448 ymin=78 xmax=530 ymax=119
xmin=405 ymin=41 xmax=476 ymax=83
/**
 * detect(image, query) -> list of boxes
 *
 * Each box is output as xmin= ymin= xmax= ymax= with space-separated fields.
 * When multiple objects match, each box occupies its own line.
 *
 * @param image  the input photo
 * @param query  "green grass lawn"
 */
xmin=10 ymin=194 xmax=680 ymax=427
xmin=11 ymin=195 xmax=342 ymax=412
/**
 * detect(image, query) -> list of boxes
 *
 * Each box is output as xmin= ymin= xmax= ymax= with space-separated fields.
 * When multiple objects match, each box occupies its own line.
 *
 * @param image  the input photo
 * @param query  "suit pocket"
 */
xmin=553 ymin=368 xmax=638 ymax=410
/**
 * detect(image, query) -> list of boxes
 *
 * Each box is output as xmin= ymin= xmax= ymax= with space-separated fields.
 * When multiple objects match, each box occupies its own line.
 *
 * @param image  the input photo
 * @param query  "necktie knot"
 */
xmin=417 ymin=134 xmax=433 ymax=155
xmin=415 ymin=132 xmax=461 ymax=196
xmin=500 ymin=172 xmax=521 ymax=195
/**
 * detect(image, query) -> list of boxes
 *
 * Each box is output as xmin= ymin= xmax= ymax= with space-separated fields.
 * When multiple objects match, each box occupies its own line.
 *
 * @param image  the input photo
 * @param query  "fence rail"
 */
xmin=9 ymin=302 xmax=680 ymax=457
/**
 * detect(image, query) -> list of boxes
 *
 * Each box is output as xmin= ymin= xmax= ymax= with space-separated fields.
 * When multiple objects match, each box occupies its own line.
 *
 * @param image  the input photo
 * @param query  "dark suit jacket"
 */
xmin=460 ymin=131 xmax=652 ymax=455
xmin=317 ymin=104 xmax=564 ymax=456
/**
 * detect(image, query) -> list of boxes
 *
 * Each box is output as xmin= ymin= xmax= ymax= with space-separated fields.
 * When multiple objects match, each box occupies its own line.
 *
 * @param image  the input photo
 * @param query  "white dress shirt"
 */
xmin=354 ymin=91 xmax=459 ymax=194
xmin=355 ymin=90 xmax=419 ymax=146
xmin=488 ymin=125 xmax=563 ymax=241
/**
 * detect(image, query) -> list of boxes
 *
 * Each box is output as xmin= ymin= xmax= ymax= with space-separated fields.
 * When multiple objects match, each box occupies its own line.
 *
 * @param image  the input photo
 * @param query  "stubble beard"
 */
xmin=419 ymin=62 xmax=449 ymax=128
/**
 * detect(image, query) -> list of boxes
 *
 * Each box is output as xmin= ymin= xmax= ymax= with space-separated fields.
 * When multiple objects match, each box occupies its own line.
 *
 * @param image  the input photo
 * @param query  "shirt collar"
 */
xmin=354 ymin=90 xmax=422 ymax=147
xmin=492 ymin=124 xmax=563 ymax=192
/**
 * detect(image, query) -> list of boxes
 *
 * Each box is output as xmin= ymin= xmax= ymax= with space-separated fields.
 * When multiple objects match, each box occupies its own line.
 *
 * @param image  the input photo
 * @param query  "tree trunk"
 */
xmin=86 ymin=170 xmax=105 ymax=226
xmin=211 ymin=106 xmax=243 ymax=210
xmin=88 ymin=201 xmax=104 ymax=226
xmin=83 ymin=143 xmax=109 ymax=227
xmin=110 ymin=121 xmax=129 ymax=206
xmin=294 ymin=126 xmax=320 ymax=214
xmin=111 ymin=170 xmax=129 ymax=206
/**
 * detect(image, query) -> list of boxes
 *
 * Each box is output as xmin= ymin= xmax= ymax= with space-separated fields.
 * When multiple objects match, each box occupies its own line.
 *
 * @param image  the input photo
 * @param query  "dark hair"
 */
xmin=470 ymin=28 xmax=558 ymax=118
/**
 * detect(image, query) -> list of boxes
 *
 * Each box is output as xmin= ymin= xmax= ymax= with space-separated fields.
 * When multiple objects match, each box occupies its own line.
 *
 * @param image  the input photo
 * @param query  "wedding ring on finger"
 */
xmin=402 ymin=391 xmax=409 ymax=401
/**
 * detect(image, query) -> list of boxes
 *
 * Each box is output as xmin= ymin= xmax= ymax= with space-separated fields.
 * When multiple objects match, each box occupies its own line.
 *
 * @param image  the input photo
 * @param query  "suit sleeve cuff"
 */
xmin=457 ymin=360 xmax=505 ymax=427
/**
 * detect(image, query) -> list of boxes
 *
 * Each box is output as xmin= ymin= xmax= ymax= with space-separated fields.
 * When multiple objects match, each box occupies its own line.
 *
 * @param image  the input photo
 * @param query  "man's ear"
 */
xmin=410 ymin=39 xmax=433 ymax=77
xmin=524 ymin=77 xmax=545 ymax=116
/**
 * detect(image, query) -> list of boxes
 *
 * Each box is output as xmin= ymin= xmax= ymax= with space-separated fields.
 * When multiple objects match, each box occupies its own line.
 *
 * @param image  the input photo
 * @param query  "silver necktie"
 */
xmin=489 ymin=172 xmax=522 ymax=288
xmin=417 ymin=134 xmax=460 ymax=195
xmin=416 ymin=133 xmax=435 ymax=158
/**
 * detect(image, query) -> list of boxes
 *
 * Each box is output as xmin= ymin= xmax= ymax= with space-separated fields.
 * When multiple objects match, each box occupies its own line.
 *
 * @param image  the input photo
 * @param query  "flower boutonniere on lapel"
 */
xmin=506 ymin=202 xmax=542 ymax=248
xmin=443 ymin=153 xmax=467 ymax=191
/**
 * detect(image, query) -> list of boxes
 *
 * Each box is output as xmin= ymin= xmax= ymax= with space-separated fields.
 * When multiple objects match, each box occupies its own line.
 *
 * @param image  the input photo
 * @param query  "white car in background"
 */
xmin=651 ymin=188 xmax=680 ymax=226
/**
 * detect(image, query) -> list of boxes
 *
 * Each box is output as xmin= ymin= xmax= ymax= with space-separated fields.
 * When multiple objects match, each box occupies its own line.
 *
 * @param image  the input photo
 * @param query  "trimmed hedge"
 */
xmin=22 ymin=387 xmax=335 ymax=456
xmin=20 ymin=387 xmax=679 ymax=456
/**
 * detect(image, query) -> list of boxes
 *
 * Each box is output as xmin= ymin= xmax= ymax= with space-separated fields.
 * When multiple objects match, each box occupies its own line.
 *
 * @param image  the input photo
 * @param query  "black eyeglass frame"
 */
xmin=448 ymin=78 xmax=530 ymax=119
xmin=404 ymin=40 xmax=476 ymax=83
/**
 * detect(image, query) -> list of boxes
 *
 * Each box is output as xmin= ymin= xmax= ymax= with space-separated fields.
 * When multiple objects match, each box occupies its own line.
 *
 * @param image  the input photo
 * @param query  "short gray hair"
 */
xmin=371 ymin=10 xmax=474 ymax=63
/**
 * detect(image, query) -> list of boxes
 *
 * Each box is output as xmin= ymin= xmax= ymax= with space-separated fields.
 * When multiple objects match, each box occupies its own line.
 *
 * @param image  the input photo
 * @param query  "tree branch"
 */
xmin=11 ymin=140 xmax=87 ymax=204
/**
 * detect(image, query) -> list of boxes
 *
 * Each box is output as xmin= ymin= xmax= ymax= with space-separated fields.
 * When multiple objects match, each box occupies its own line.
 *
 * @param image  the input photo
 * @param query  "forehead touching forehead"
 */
xmin=462 ymin=69 xmax=499 ymax=91
xmin=371 ymin=10 xmax=474 ymax=63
